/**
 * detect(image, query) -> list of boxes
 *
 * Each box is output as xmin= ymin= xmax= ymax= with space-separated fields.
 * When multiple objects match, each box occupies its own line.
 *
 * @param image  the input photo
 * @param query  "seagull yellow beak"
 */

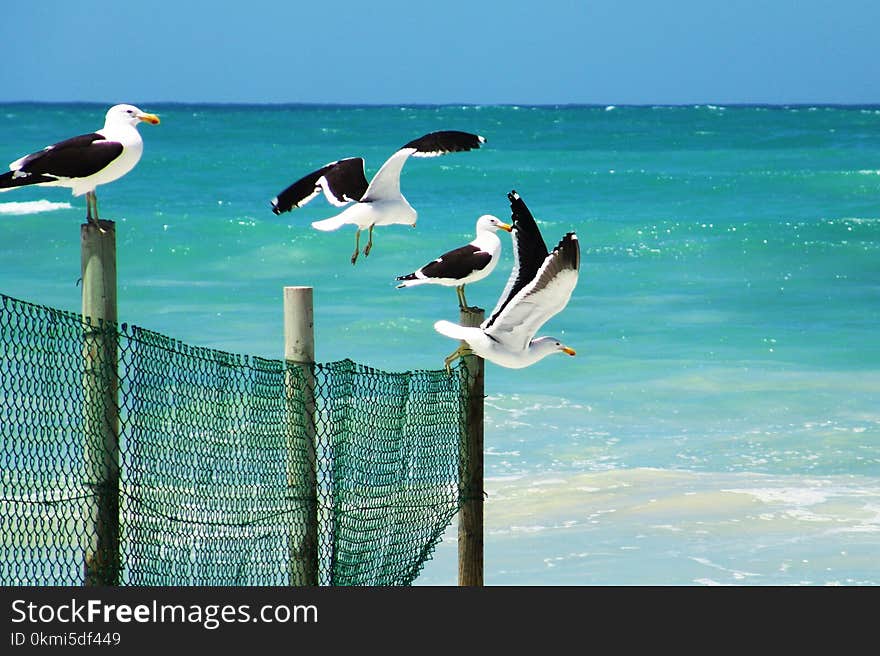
xmin=138 ymin=112 xmax=160 ymax=125
xmin=498 ymin=222 xmax=513 ymax=232
xmin=562 ymin=346 xmax=576 ymax=356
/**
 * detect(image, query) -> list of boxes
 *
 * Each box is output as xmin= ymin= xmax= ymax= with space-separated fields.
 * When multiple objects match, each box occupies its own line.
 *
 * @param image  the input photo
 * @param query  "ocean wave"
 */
xmin=723 ymin=485 xmax=830 ymax=506
xmin=826 ymin=216 xmax=880 ymax=224
xmin=0 ymin=199 xmax=72 ymax=215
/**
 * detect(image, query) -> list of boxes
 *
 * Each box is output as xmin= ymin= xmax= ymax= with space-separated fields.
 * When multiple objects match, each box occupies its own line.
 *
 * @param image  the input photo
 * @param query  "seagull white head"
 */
xmin=104 ymin=104 xmax=160 ymax=128
xmin=530 ymin=336 xmax=577 ymax=360
xmin=475 ymin=214 xmax=513 ymax=234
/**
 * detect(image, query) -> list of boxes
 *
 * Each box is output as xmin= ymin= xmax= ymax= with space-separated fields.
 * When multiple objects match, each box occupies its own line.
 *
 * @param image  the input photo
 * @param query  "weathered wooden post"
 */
xmin=81 ymin=219 xmax=120 ymax=585
xmin=458 ymin=307 xmax=484 ymax=586
xmin=283 ymin=286 xmax=319 ymax=586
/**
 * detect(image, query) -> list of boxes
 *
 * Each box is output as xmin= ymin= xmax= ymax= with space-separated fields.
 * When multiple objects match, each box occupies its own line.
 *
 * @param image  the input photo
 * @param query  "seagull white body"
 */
xmin=271 ymin=130 xmax=486 ymax=264
xmin=310 ymin=148 xmax=418 ymax=233
xmin=433 ymin=325 xmax=575 ymax=368
xmin=435 ymin=191 xmax=580 ymax=370
xmin=0 ymin=104 xmax=160 ymax=223
xmin=8 ymin=105 xmax=151 ymax=196
xmin=396 ymin=214 xmax=512 ymax=308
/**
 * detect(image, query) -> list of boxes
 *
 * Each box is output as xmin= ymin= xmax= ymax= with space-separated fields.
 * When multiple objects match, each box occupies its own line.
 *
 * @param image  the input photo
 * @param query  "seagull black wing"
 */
xmin=483 ymin=232 xmax=580 ymax=351
xmin=397 ymin=244 xmax=493 ymax=283
xmin=483 ymin=190 xmax=550 ymax=330
xmin=0 ymin=133 xmax=123 ymax=189
xmin=402 ymin=130 xmax=486 ymax=157
xmin=271 ymin=157 xmax=368 ymax=215
xmin=0 ymin=168 xmax=54 ymax=189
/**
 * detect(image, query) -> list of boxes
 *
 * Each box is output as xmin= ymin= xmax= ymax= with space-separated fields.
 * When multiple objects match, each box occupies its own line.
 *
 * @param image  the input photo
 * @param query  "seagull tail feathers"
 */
xmin=0 ymin=170 xmax=49 ymax=190
xmin=433 ymin=320 xmax=471 ymax=340
xmin=395 ymin=272 xmax=426 ymax=288
xmin=311 ymin=214 xmax=349 ymax=232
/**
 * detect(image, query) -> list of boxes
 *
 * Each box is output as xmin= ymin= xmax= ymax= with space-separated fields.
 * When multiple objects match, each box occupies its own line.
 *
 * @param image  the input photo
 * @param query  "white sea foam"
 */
xmin=693 ymin=578 xmax=727 ymax=586
xmin=690 ymin=556 xmax=760 ymax=580
xmin=529 ymin=478 xmax=567 ymax=487
xmin=507 ymin=524 xmax=547 ymax=534
xmin=724 ymin=486 xmax=830 ymax=506
xmin=484 ymin=474 xmax=524 ymax=483
xmin=0 ymin=199 xmax=72 ymax=215
xmin=485 ymin=447 xmax=522 ymax=457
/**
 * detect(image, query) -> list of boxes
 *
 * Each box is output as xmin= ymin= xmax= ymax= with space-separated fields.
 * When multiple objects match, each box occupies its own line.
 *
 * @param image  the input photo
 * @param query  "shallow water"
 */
xmin=2 ymin=103 xmax=878 ymax=585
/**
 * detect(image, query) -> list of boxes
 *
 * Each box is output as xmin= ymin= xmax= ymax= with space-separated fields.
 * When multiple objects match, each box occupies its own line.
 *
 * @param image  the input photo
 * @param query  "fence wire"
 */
xmin=0 ymin=293 xmax=470 ymax=586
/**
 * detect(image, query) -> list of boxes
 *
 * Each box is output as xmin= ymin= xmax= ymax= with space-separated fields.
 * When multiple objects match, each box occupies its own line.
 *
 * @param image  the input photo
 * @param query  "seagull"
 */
xmin=270 ymin=130 xmax=486 ymax=264
xmin=395 ymin=214 xmax=512 ymax=310
xmin=434 ymin=190 xmax=580 ymax=370
xmin=0 ymin=104 xmax=160 ymax=228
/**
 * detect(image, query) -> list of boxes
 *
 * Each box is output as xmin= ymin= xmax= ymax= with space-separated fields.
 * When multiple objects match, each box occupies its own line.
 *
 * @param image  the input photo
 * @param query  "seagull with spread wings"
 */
xmin=270 ymin=130 xmax=486 ymax=264
xmin=434 ymin=190 xmax=580 ymax=370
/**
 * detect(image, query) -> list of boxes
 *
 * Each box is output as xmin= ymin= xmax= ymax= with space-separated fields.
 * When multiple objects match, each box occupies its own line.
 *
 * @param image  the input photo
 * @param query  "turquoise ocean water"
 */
xmin=1 ymin=103 xmax=878 ymax=585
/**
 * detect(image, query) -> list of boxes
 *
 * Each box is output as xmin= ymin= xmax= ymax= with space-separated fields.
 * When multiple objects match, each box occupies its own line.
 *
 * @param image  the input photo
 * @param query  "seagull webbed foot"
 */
xmin=86 ymin=213 xmax=107 ymax=234
xmin=443 ymin=345 xmax=473 ymax=373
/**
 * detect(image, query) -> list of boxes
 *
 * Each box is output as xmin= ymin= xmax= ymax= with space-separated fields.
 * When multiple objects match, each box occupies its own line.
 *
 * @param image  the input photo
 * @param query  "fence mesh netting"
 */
xmin=0 ymin=293 xmax=470 ymax=586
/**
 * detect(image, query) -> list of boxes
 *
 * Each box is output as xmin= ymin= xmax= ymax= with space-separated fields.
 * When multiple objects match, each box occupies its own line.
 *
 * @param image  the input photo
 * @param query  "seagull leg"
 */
xmin=363 ymin=225 xmax=375 ymax=258
xmin=85 ymin=191 xmax=94 ymax=223
xmin=85 ymin=192 xmax=107 ymax=233
xmin=456 ymin=285 xmax=468 ymax=310
xmin=443 ymin=344 xmax=473 ymax=374
xmin=351 ymin=229 xmax=361 ymax=265
xmin=89 ymin=193 xmax=103 ymax=232
xmin=458 ymin=285 xmax=483 ymax=314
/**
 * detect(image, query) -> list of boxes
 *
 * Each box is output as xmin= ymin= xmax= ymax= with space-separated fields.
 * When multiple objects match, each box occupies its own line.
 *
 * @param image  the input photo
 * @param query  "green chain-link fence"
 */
xmin=0 ymin=293 xmax=470 ymax=586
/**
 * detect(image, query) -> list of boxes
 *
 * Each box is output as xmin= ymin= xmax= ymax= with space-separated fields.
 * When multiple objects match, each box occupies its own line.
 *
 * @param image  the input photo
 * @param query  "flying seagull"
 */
xmin=395 ymin=214 xmax=512 ymax=310
xmin=434 ymin=190 xmax=580 ymax=370
xmin=270 ymin=130 xmax=486 ymax=264
xmin=0 ymin=104 xmax=160 ymax=228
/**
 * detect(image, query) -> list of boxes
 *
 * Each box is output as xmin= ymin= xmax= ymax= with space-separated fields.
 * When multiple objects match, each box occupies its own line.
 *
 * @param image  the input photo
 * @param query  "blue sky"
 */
xmin=2 ymin=0 xmax=878 ymax=105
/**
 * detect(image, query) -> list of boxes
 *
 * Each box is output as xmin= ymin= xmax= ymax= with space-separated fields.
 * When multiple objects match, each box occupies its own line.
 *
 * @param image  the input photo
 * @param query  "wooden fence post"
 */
xmin=458 ymin=307 xmax=484 ymax=586
xmin=283 ymin=286 xmax=319 ymax=586
xmin=81 ymin=219 xmax=120 ymax=585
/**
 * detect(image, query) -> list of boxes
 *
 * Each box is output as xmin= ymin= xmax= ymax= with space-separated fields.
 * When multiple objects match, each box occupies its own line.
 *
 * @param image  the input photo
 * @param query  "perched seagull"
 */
xmin=435 ymin=190 xmax=580 ymax=370
xmin=270 ymin=130 xmax=486 ymax=264
xmin=395 ymin=214 xmax=512 ymax=310
xmin=0 ymin=104 xmax=160 ymax=228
